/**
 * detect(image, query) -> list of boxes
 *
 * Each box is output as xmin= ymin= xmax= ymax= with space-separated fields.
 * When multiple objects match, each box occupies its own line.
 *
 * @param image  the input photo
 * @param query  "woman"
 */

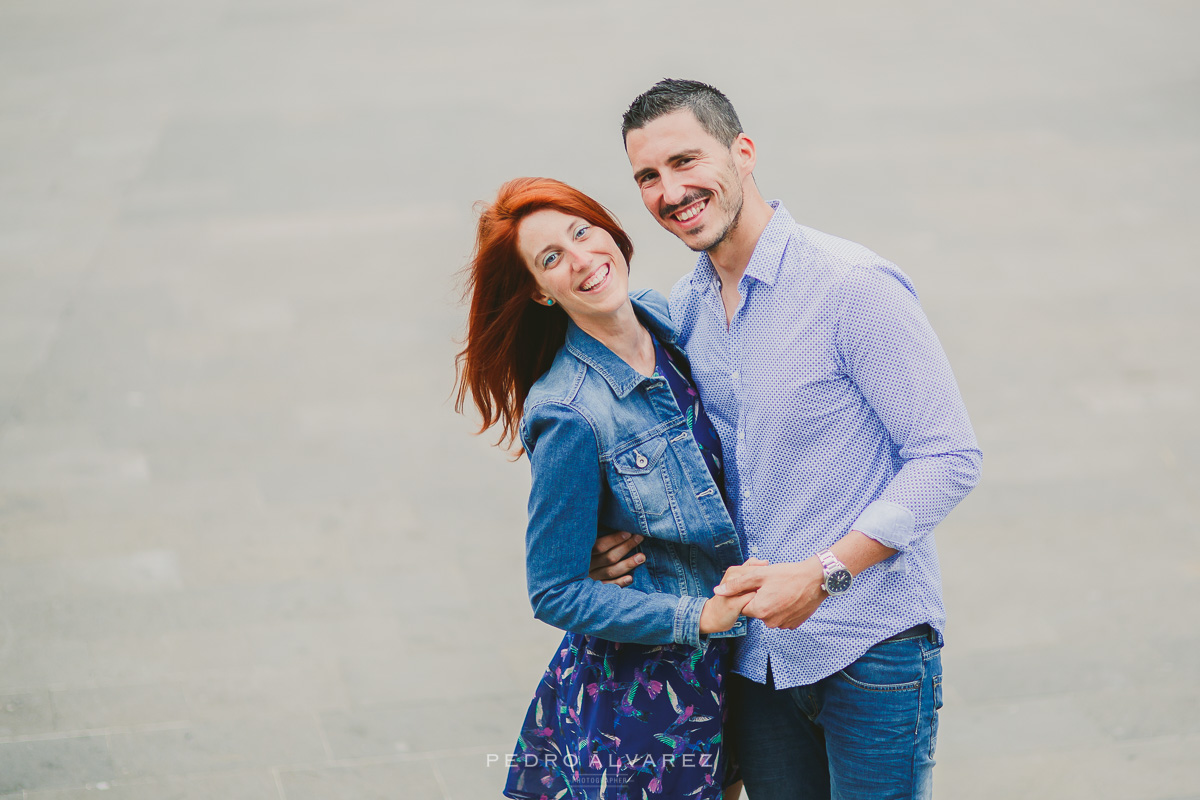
xmin=455 ymin=178 xmax=752 ymax=799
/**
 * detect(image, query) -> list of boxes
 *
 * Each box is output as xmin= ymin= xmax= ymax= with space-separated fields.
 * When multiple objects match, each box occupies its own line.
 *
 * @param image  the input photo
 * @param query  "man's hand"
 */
xmin=589 ymin=531 xmax=645 ymax=587
xmin=713 ymin=557 xmax=825 ymax=629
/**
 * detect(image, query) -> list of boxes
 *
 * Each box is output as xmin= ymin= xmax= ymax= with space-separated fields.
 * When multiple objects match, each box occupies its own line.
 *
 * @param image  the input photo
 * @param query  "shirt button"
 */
xmin=742 ymin=488 xmax=750 ymax=498
xmin=737 ymin=429 xmax=745 ymax=441
xmin=750 ymin=545 xmax=759 ymax=554
xmin=731 ymin=371 xmax=739 ymax=381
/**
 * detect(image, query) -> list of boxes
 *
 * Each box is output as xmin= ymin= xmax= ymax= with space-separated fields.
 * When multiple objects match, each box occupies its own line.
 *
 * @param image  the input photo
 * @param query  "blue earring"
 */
xmin=546 ymin=299 xmax=555 ymax=306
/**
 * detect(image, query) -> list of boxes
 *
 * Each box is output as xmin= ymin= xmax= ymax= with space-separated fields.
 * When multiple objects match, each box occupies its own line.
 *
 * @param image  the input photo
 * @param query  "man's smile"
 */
xmin=673 ymin=199 xmax=707 ymax=224
xmin=663 ymin=194 xmax=712 ymax=231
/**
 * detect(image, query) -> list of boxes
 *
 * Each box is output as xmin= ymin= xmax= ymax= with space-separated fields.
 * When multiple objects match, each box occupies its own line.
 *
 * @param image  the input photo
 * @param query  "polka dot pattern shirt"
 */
xmin=669 ymin=202 xmax=982 ymax=688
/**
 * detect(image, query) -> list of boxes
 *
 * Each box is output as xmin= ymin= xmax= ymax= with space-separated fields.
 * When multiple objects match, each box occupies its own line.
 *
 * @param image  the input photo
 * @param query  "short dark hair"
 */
xmin=622 ymin=79 xmax=743 ymax=147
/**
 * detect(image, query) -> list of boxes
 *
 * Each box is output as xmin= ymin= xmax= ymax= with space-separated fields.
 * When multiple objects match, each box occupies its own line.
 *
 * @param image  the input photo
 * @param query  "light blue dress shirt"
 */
xmin=669 ymin=202 xmax=982 ymax=688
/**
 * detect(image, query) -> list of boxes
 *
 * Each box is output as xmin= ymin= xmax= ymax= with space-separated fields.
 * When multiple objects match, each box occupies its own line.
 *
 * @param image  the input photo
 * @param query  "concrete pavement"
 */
xmin=1 ymin=0 xmax=1198 ymax=797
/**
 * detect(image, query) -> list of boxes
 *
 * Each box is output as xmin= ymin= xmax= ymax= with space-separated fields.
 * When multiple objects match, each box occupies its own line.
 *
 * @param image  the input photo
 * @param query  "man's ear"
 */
xmin=732 ymin=133 xmax=757 ymax=179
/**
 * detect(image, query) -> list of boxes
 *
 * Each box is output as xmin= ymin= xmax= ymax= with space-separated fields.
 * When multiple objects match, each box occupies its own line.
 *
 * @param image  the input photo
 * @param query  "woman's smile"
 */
xmin=579 ymin=262 xmax=611 ymax=292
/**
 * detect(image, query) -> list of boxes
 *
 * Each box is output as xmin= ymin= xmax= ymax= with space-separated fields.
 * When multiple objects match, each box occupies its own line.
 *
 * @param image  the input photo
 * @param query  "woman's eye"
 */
xmin=542 ymin=252 xmax=559 ymax=268
xmin=574 ymin=225 xmax=590 ymax=240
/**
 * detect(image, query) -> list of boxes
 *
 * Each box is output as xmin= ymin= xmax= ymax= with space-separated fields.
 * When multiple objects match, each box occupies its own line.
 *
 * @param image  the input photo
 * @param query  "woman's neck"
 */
xmin=574 ymin=301 xmax=656 ymax=378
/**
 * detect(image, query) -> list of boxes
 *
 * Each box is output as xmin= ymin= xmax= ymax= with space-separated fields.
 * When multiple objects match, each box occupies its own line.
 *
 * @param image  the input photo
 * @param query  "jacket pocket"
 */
xmin=611 ymin=436 xmax=671 ymax=517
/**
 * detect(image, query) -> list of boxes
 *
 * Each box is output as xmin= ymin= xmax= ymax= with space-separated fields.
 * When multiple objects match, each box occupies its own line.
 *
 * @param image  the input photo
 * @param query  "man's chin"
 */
xmin=689 ymin=228 xmax=729 ymax=254
xmin=673 ymin=225 xmax=719 ymax=253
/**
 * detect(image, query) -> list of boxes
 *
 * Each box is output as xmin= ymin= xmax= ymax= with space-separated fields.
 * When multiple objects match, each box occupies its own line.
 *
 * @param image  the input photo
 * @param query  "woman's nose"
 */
xmin=565 ymin=245 xmax=593 ymax=271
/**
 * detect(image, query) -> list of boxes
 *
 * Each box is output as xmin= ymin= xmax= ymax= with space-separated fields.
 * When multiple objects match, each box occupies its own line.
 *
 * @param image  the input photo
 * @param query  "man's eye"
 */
xmin=574 ymin=225 xmax=590 ymax=240
xmin=639 ymin=174 xmax=658 ymax=187
xmin=542 ymin=252 xmax=559 ymax=268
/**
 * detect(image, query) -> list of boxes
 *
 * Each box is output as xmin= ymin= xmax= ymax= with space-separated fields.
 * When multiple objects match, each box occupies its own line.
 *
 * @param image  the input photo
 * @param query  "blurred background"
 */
xmin=1 ymin=0 xmax=1197 ymax=797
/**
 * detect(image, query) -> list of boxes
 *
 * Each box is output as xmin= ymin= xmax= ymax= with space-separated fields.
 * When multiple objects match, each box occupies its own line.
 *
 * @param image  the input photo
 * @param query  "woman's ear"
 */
xmin=530 ymin=290 xmax=554 ymax=307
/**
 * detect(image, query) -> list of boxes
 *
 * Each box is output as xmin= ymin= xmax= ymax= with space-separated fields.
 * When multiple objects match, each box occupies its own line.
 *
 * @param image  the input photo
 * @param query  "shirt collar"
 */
xmin=564 ymin=292 xmax=676 ymax=399
xmin=690 ymin=200 xmax=794 ymax=290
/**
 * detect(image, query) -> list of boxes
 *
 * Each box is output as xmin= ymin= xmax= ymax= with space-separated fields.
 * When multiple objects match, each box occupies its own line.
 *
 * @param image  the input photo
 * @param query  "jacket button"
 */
xmin=635 ymin=453 xmax=648 ymax=468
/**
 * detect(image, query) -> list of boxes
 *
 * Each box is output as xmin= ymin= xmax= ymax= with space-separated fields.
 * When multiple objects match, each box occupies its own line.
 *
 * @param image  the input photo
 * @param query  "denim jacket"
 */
xmin=519 ymin=289 xmax=747 ymax=648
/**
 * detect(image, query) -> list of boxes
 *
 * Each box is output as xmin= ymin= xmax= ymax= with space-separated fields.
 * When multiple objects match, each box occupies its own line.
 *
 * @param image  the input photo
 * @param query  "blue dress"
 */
xmin=504 ymin=337 xmax=736 ymax=800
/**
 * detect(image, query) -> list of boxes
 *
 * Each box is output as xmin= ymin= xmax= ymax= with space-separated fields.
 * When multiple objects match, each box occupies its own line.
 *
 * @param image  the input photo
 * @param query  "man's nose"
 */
xmin=660 ymin=171 xmax=687 ymax=205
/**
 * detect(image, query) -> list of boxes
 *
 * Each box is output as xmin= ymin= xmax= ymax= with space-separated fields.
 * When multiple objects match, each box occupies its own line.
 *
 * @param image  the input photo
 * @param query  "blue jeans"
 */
xmin=727 ymin=629 xmax=943 ymax=800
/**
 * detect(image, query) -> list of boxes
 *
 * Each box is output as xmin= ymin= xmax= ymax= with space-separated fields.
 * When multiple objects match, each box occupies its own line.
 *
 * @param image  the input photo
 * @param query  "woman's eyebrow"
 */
xmin=533 ymin=220 xmax=579 ymax=262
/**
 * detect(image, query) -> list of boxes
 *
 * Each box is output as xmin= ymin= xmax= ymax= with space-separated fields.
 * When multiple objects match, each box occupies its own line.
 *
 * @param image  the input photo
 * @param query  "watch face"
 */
xmin=825 ymin=568 xmax=852 ymax=595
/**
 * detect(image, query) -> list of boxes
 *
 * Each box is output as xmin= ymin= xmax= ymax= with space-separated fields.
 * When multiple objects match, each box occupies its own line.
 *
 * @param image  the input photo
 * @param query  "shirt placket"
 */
xmin=729 ymin=277 xmax=757 ymax=561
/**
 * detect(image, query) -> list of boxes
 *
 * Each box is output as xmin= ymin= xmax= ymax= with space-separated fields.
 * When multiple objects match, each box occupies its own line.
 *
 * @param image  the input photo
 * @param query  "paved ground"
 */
xmin=1 ymin=1 xmax=1198 ymax=797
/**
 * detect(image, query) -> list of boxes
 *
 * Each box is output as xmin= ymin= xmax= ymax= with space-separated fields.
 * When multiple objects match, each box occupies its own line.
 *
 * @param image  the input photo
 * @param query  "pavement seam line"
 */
xmin=271 ymin=743 xmax=500 ymax=773
xmin=429 ymin=758 xmax=452 ymax=800
xmin=271 ymin=766 xmax=287 ymax=800
xmin=0 ymin=719 xmax=190 ymax=744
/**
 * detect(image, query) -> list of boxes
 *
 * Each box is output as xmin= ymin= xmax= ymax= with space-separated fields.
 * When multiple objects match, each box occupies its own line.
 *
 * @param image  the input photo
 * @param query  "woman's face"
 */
xmin=517 ymin=208 xmax=630 ymax=325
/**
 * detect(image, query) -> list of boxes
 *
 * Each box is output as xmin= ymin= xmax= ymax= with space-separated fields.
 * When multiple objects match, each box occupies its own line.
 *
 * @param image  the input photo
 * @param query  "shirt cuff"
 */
xmin=852 ymin=499 xmax=916 ymax=569
xmin=673 ymin=594 xmax=707 ymax=648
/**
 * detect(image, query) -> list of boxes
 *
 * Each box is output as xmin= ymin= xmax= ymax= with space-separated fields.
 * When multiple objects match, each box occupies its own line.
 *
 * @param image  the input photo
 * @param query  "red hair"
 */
xmin=455 ymin=177 xmax=634 ymax=451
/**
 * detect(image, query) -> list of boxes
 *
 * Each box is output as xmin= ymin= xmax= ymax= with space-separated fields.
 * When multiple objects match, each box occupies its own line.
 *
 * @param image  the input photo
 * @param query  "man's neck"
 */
xmin=707 ymin=186 xmax=775 ymax=285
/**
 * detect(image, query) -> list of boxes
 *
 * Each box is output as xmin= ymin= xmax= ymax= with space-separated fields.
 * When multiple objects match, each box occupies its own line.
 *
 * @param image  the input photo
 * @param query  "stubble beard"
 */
xmin=685 ymin=167 xmax=746 ymax=254
xmin=691 ymin=193 xmax=743 ymax=253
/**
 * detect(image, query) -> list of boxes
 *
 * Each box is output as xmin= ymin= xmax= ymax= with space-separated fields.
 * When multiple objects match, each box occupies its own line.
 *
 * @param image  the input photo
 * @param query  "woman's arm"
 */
xmin=522 ymin=401 xmax=724 ymax=646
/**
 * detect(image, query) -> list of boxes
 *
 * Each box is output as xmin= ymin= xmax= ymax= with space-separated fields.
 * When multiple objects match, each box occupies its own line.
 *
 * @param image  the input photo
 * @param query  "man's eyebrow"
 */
xmin=633 ymin=150 xmax=705 ymax=184
xmin=633 ymin=166 xmax=657 ymax=184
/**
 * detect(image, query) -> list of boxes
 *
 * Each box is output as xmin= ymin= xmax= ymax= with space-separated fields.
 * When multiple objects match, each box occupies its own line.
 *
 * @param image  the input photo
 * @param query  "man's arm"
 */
xmin=715 ymin=266 xmax=981 ymax=628
xmin=832 ymin=266 xmax=982 ymax=552
xmin=715 ymin=532 xmax=894 ymax=628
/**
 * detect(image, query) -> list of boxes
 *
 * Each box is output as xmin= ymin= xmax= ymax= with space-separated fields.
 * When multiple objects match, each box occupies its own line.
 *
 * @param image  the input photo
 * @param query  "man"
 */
xmin=591 ymin=79 xmax=982 ymax=799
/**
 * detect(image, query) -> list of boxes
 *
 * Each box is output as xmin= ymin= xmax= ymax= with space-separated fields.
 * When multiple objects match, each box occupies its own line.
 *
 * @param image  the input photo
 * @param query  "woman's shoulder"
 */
xmin=521 ymin=360 xmax=601 ymax=453
xmin=524 ymin=345 xmax=592 ymax=415
xmin=630 ymin=288 xmax=678 ymax=344
xmin=630 ymin=288 xmax=669 ymax=316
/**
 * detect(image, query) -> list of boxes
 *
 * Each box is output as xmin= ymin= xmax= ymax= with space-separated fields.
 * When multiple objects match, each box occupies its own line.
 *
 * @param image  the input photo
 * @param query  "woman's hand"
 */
xmin=699 ymin=589 xmax=756 ymax=634
xmin=699 ymin=557 xmax=768 ymax=634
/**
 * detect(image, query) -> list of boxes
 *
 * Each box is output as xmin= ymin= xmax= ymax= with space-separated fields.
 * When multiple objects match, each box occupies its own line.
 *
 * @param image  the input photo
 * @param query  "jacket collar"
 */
xmin=564 ymin=292 xmax=675 ymax=399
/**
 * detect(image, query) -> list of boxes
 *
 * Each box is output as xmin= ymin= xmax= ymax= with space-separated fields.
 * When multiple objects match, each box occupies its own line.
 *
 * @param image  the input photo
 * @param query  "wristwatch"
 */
xmin=817 ymin=550 xmax=853 ymax=596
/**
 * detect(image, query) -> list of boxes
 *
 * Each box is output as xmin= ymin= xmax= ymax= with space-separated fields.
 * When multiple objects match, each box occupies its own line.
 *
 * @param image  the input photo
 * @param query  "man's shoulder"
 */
xmin=783 ymin=222 xmax=917 ymax=299
xmin=788 ymin=223 xmax=887 ymax=273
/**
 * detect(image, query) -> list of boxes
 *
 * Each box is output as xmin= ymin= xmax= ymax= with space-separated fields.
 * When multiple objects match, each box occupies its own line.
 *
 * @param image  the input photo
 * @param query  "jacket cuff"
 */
xmin=852 ymin=499 xmax=916 ymax=569
xmin=673 ymin=594 xmax=707 ymax=648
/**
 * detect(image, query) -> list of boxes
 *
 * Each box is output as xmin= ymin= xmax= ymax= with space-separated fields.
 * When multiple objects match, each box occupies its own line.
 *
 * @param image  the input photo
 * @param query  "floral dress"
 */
xmin=504 ymin=337 xmax=736 ymax=800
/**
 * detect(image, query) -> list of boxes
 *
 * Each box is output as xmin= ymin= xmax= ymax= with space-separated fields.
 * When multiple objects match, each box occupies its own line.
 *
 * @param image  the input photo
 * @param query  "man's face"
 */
xmin=625 ymin=110 xmax=747 ymax=253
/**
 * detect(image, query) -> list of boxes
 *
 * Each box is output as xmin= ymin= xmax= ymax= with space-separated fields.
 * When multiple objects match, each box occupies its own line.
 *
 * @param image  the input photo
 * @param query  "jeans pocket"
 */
xmin=836 ymin=640 xmax=922 ymax=693
xmin=930 ymin=672 xmax=943 ymax=757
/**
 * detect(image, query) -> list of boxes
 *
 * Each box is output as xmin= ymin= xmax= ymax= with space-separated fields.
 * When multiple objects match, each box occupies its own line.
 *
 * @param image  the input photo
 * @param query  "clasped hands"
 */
xmin=589 ymin=530 xmax=827 ymax=632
